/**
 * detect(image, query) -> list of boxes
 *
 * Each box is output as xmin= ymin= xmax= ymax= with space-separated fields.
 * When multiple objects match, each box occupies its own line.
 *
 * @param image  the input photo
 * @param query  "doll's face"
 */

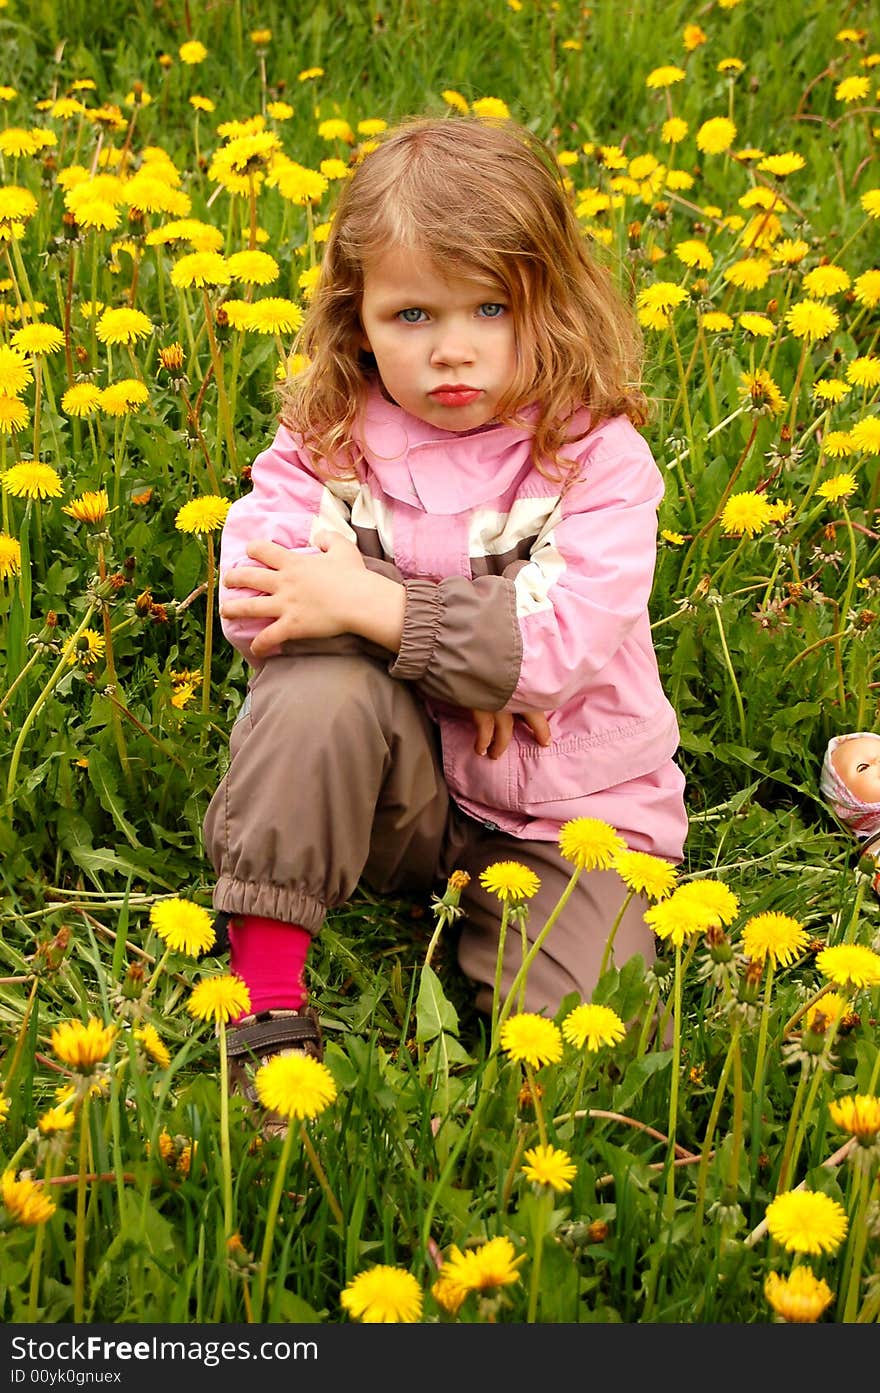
xmin=831 ymin=736 xmax=880 ymax=804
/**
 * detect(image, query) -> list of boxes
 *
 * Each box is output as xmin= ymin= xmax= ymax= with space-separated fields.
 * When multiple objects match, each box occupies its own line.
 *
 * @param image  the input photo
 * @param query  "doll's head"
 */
xmin=820 ymin=731 xmax=880 ymax=842
xmin=279 ymin=114 xmax=647 ymax=476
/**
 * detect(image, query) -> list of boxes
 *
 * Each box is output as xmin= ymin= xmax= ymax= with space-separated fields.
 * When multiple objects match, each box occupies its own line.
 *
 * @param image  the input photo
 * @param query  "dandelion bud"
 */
xmin=215 ymin=304 xmax=229 ymax=329
xmin=627 ymin=220 xmax=642 ymax=243
xmin=33 ymin=925 xmax=71 ymax=974
xmin=800 ymin=1021 xmax=830 ymax=1056
xmin=121 ymin=962 xmax=145 ymax=1000
xmin=127 ymin=207 xmax=145 ymax=227
xmin=123 ymin=555 xmax=136 ymax=575
xmin=74 ymin=345 xmax=88 ymax=364
xmin=134 ymin=589 xmax=153 ymax=615
xmin=150 ymin=603 xmax=169 ymax=625
xmin=132 ymin=80 xmax=144 ymax=99
xmin=158 ymin=53 xmax=173 ymax=69
xmin=738 ymin=956 xmax=763 ymax=1004
xmin=159 ymin=343 xmax=185 ymax=373
xmin=766 ymin=298 xmax=778 ymax=315
xmin=45 ymin=611 xmax=58 ymax=628
xmin=706 ymin=924 xmax=734 ymax=963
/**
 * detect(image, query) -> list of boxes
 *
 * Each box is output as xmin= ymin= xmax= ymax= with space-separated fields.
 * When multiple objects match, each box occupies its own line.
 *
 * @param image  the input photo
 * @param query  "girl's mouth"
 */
xmin=429 ymin=386 xmax=482 ymax=407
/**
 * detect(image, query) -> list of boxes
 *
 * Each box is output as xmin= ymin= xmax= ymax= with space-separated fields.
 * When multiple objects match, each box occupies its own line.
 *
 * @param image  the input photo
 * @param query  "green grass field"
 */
xmin=0 ymin=0 xmax=879 ymax=1325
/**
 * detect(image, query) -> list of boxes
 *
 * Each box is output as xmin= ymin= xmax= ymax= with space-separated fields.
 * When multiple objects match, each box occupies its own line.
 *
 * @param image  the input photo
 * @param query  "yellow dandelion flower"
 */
xmin=170 ymin=251 xmax=231 ymax=290
xmin=61 ymin=382 xmax=102 ymax=417
xmin=149 ymin=898 xmax=215 ymax=956
xmin=828 ymin=1093 xmax=880 ymax=1144
xmin=0 ymin=128 xmax=41 ymax=158
xmin=441 ymin=89 xmax=469 ymax=114
xmin=471 ymin=96 xmax=511 ymax=122
xmin=812 ymin=379 xmax=851 ymax=404
xmin=741 ymin=911 xmax=809 ymax=967
xmin=2 ymin=1171 xmax=56 ymax=1226
xmin=297 ymin=67 xmax=324 ymax=82
xmin=254 ymin=1052 xmax=338 ymax=1121
xmin=740 ymin=369 xmax=786 ymax=415
xmin=99 ymin=380 xmax=148 ymax=416
xmin=718 ymin=57 xmax=745 ymax=75
xmin=319 ymin=157 xmax=350 ymax=181
xmin=758 ymin=152 xmax=806 ymax=177
xmin=522 ymin=1143 xmax=577 ymax=1192
xmin=357 ymin=119 xmax=387 ymax=136
xmin=660 ymin=118 xmax=688 ymax=146
xmin=772 ymin=238 xmax=810 ymax=265
xmin=66 ymin=627 xmax=105 ymax=667
xmin=226 ymin=250 xmax=280 ymax=285
xmin=0 ymin=533 xmax=21 ymax=580
xmin=37 ymin=1105 xmax=75 ymax=1134
xmin=661 ymin=529 xmax=686 ymax=544
xmin=0 ymin=186 xmax=38 ymax=223
xmin=854 ymin=270 xmax=880 ymax=309
xmin=738 ymin=312 xmax=776 ymax=337
xmin=178 ymin=40 xmax=207 ymax=64
xmin=561 ymin=1002 xmax=626 ymax=1051
xmin=133 ymin=1024 xmax=171 ymax=1068
xmin=243 ymin=297 xmax=304 ymax=334
xmin=612 ymin=848 xmax=677 ymax=899
xmin=765 ymin=1267 xmax=834 ymax=1323
xmin=636 ymin=281 xmax=688 ymax=314
xmin=438 ymin=1237 xmax=525 ymax=1299
xmin=701 ymin=311 xmax=734 ymax=332
xmin=187 ymin=975 xmax=252 ymax=1025
xmin=785 ymin=299 xmax=840 ymax=342
xmin=696 ymin=117 xmax=737 ymax=155
xmin=558 ymin=816 xmax=625 ymax=870
xmin=682 ymin=23 xmax=706 ymax=51
xmin=645 ymin=66 xmax=686 ymax=89
xmin=816 ymin=943 xmax=880 ymax=989
xmin=719 ymin=490 xmax=774 ymax=536
xmin=806 ymin=992 xmax=847 ymax=1031
xmin=0 ymin=345 xmax=32 ymax=395
xmin=250 ymin=28 xmax=272 ymax=45
xmin=674 ymin=879 xmax=740 ymax=925
xmin=146 ymin=219 xmax=224 ymax=252
xmin=665 ymin=170 xmax=695 ymax=192
xmin=341 ymin=1266 xmax=422 ymax=1324
xmin=723 ymin=257 xmax=773 ymax=291
xmin=821 ymin=430 xmax=855 ymax=458
xmin=836 ymin=75 xmax=870 ymax=102
xmin=765 ymin=1189 xmax=848 ymax=1256
xmin=499 ymin=1013 xmax=563 ymax=1069
xmin=857 ymin=190 xmax=880 ymax=220
xmin=675 ymin=239 xmax=713 ymax=270
xmin=62 ymin=489 xmax=109 ymax=525
xmin=175 ymin=495 xmax=231 ymax=534
xmin=50 ymin=1016 xmax=117 ymax=1070
xmin=847 ymin=356 xmax=880 ymax=388
xmin=317 ymin=118 xmax=354 ymax=144
xmin=266 ymin=101 xmax=294 ymax=121
xmin=478 ymin=861 xmax=541 ymax=901
xmin=10 ymin=322 xmax=65 ymax=355
xmin=850 ymin=417 xmax=880 ymax=454
xmin=2 ymin=461 xmax=62 ymax=500
xmin=189 ymin=96 xmax=215 ymax=113
xmin=817 ymin=474 xmax=857 ymax=503
xmin=802 ymin=265 xmax=851 ymax=299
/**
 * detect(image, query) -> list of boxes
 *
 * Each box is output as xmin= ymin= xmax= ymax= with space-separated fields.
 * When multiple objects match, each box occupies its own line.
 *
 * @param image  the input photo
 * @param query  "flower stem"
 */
xmin=497 ymin=866 xmax=582 ymax=1033
xmin=598 ymin=887 xmax=635 ymax=979
xmin=664 ymin=944 xmax=683 ymax=1212
xmin=490 ymin=900 xmax=512 ymax=1053
xmin=693 ymin=1020 xmax=739 ymax=1230
xmin=526 ymin=1189 xmax=552 ymax=1323
xmin=218 ymin=1019 xmax=233 ymax=1237
xmin=300 ymin=1123 xmax=344 ymax=1227
xmin=840 ymin=1168 xmax=874 ymax=1322
xmin=254 ymin=1121 xmax=296 ymax=1322
xmin=6 ymin=602 xmax=97 ymax=802
xmin=73 ymin=1092 xmax=91 ymax=1323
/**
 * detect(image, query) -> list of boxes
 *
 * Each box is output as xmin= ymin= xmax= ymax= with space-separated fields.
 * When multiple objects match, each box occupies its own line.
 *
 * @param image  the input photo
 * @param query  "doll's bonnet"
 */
xmin=820 ymin=731 xmax=880 ymax=844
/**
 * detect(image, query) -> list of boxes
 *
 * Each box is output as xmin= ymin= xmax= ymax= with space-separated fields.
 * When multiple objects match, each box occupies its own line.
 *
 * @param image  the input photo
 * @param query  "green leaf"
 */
xmin=414 ymin=963 xmax=459 ymax=1041
xmin=87 ymin=749 xmax=142 ymax=848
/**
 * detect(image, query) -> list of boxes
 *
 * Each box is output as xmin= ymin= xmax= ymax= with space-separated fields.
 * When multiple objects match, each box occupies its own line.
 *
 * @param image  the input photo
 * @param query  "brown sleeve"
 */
xmin=388 ymin=575 xmax=522 ymax=711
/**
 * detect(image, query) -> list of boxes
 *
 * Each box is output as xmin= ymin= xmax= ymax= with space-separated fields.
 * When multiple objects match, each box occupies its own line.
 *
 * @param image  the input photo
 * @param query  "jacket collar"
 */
xmin=355 ymin=383 xmax=540 ymax=515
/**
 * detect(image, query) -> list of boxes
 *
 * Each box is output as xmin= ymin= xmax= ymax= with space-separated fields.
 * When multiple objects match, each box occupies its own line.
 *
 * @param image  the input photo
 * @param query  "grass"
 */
xmin=0 ymin=0 xmax=879 ymax=1325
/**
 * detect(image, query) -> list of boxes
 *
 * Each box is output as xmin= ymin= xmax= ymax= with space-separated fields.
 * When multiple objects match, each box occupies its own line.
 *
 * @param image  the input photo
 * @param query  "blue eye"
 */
xmin=397 ymin=308 xmax=426 ymax=323
xmin=479 ymin=303 xmax=506 ymax=318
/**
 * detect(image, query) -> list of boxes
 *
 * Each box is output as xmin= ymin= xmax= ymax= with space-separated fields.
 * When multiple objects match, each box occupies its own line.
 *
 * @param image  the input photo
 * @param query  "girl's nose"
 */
xmin=430 ymin=326 xmax=475 ymax=366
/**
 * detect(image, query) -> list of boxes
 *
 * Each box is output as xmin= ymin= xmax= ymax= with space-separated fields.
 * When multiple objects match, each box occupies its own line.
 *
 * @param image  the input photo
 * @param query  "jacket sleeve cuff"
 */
xmin=387 ymin=579 xmax=444 ymax=682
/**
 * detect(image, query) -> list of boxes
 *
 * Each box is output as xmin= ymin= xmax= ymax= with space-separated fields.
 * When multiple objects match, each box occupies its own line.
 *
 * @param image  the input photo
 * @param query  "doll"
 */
xmin=820 ymin=731 xmax=880 ymax=896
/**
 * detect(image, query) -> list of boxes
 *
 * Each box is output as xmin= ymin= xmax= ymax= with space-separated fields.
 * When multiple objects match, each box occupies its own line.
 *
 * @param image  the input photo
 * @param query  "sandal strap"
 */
xmin=227 ymin=1010 xmax=321 ymax=1058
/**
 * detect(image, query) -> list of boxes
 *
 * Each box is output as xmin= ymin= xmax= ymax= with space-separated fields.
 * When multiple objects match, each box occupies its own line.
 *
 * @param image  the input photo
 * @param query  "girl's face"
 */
xmin=832 ymin=736 xmax=880 ymax=803
xmin=358 ymin=244 xmax=518 ymax=431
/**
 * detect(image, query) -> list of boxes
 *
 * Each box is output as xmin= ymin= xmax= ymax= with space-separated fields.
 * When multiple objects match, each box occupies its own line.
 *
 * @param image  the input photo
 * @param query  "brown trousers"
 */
xmin=203 ymin=652 xmax=658 ymax=1016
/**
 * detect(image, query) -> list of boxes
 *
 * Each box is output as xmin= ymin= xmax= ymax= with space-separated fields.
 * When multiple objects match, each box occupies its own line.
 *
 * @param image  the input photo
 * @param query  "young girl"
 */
xmin=202 ymin=114 xmax=687 ymax=1083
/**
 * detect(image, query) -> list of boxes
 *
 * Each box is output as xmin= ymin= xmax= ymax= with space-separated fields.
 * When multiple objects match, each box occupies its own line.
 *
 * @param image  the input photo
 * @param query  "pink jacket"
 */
xmin=219 ymin=388 xmax=686 ymax=858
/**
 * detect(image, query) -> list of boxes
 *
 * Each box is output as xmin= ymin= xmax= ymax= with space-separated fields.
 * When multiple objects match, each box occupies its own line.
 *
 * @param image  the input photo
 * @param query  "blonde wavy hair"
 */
xmin=279 ymin=115 xmax=648 ymax=480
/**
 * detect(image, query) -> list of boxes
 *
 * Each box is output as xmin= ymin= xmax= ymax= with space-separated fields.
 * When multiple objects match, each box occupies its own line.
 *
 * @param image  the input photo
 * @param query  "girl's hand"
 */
xmin=220 ymin=532 xmax=368 ymax=659
xmin=470 ymin=708 xmax=552 ymax=759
